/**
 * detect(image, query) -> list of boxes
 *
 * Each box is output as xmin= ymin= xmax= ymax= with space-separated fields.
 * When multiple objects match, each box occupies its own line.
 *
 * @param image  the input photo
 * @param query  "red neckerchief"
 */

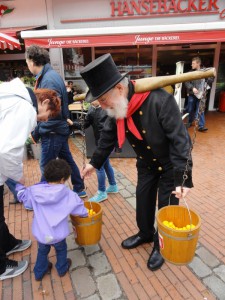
xmin=117 ymin=86 xmax=150 ymax=148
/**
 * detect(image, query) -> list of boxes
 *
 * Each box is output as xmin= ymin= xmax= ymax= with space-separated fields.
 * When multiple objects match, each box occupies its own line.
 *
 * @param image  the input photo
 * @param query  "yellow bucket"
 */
xmin=70 ymin=201 xmax=102 ymax=246
xmin=156 ymin=205 xmax=201 ymax=265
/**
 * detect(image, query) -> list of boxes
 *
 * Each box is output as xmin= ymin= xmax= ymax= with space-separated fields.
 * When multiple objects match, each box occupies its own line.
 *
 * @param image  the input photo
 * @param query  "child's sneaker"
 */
xmin=89 ymin=191 xmax=107 ymax=203
xmin=106 ymin=184 xmax=119 ymax=194
xmin=77 ymin=190 xmax=87 ymax=198
xmin=0 ymin=259 xmax=28 ymax=280
xmin=6 ymin=240 xmax=32 ymax=256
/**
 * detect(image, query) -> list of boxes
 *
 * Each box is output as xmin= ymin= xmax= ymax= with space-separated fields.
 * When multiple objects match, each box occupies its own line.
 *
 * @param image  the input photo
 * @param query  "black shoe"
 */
xmin=9 ymin=198 xmax=20 ymax=205
xmin=59 ymin=258 xmax=72 ymax=277
xmin=121 ymin=234 xmax=153 ymax=249
xmin=147 ymin=247 xmax=164 ymax=271
xmin=35 ymin=262 xmax=53 ymax=281
xmin=198 ymin=127 xmax=208 ymax=132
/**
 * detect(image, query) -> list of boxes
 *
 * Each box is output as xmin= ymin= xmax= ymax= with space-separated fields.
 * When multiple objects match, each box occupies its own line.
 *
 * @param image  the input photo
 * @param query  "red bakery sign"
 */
xmin=24 ymin=30 xmax=225 ymax=48
xmin=110 ymin=0 xmax=225 ymax=19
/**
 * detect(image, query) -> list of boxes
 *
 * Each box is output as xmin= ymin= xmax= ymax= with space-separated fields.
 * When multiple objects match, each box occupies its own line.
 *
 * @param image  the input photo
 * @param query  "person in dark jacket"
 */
xmin=25 ymin=45 xmax=86 ymax=198
xmin=66 ymin=81 xmax=77 ymax=105
xmin=73 ymin=100 xmax=118 ymax=202
xmin=79 ymin=54 xmax=193 ymax=271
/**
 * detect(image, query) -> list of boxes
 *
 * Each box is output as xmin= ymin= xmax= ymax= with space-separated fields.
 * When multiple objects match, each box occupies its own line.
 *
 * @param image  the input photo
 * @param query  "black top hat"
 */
xmin=80 ymin=53 xmax=127 ymax=103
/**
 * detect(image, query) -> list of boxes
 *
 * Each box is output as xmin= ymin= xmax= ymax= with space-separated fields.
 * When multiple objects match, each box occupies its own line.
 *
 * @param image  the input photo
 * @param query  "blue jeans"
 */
xmin=34 ymin=239 xmax=68 ymax=278
xmin=5 ymin=178 xmax=18 ymax=201
xmin=40 ymin=134 xmax=84 ymax=193
xmin=195 ymin=100 xmax=205 ymax=128
xmin=96 ymin=157 xmax=116 ymax=192
xmin=186 ymin=94 xmax=198 ymax=124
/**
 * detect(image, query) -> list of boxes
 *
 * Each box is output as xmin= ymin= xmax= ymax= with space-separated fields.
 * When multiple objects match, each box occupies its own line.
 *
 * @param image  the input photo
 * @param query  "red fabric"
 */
xmin=117 ymin=91 xmax=150 ymax=148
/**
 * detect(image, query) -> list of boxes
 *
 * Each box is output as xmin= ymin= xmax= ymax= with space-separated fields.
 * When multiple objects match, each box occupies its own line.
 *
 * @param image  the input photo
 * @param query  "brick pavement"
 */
xmin=1 ymin=111 xmax=225 ymax=299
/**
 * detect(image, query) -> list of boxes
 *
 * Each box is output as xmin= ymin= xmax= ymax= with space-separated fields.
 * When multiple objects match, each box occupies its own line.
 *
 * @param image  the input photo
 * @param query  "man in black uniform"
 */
xmin=80 ymin=54 xmax=193 ymax=271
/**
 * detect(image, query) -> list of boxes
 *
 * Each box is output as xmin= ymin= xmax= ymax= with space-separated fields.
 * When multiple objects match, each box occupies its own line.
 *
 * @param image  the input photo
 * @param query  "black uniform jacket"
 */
xmin=90 ymin=82 xmax=193 ymax=188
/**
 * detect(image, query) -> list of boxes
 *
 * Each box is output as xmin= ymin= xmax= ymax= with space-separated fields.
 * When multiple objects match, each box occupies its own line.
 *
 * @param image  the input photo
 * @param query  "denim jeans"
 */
xmin=40 ymin=133 xmax=84 ymax=193
xmin=96 ymin=157 xmax=116 ymax=192
xmin=34 ymin=239 xmax=68 ymax=278
xmin=195 ymin=100 xmax=205 ymax=128
xmin=186 ymin=94 xmax=198 ymax=124
xmin=5 ymin=178 xmax=18 ymax=201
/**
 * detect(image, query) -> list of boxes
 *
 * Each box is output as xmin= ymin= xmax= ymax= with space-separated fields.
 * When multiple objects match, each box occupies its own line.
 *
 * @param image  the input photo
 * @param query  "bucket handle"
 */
xmin=169 ymin=194 xmax=193 ymax=236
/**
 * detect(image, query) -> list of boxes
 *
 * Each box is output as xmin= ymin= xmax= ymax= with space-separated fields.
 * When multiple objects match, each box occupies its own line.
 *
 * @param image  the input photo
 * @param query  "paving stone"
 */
xmin=83 ymin=295 xmax=100 ymax=300
xmin=67 ymin=234 xmax=79 ymax=251
xmin=71 ymin=267 xmax=96 ymax=298
xmin=119 ymin=179 xmax=132 ymax=186
xmin=189 ymin=257 xmax=212 ymax=278
xmin=126 ymin=185 xmax=136 ymax=194
xmin=213 ymin=265 xmax=225 ymax=282
xmin=125 ymin=197 xmax=136 ymax=209
xmin=119 ymin=189 xmax=132 ymax=198
xmin=203 ymin=275 xmax=225 ymax=300
xmin=115 ymin=172 xmax=125 ymax=179
xmin=196 ymin=247 xmax=220 ymax=268
xmin=84 ymin=244 xmax=100 ymax=256
xmin=97 ymin=274 xmax=122 ymax=300
xmin=68 ymin=249 xmax=86 ymax=268
xmin=89 ymin=252 xmax=111 ymax=276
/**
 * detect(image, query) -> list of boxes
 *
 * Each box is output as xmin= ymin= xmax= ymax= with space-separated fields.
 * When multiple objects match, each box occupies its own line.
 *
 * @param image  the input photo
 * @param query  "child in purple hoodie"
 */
xmin=16 ymin=159 xmax=88 ymax=280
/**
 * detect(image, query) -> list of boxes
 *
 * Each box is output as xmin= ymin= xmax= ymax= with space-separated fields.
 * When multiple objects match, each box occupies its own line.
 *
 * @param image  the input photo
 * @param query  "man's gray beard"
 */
xmin=106 ymin=97 xmax=128 ymax=119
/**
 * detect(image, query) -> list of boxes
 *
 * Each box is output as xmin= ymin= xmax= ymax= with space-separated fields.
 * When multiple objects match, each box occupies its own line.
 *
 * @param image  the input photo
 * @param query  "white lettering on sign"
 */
xmin=48 ymin=38 xmax=89 ymax=47
xmin=133 ymin=34 xmax=180 ymax=44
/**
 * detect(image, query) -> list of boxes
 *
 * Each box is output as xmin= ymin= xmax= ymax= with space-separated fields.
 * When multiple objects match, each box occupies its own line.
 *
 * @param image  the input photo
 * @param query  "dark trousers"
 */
xmin=0 ymin=185 xmax=20 ymax=274
xmin=34 ymin=239 xmax=68 ymax=279
xmin=40 ymin=134 xmax=85 ymax=193
xmin=136 ymin=162 xmax=178 ymax=241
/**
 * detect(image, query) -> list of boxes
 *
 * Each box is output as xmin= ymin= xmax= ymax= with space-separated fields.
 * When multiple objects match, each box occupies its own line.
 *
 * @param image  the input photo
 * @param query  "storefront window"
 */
xmin=95 ymin=45 xmax=152 ymax=79
xmin=62 ymin=47 xmax=92 ymax=92
xmin=0 ymin=60 xmax=31 ymax=82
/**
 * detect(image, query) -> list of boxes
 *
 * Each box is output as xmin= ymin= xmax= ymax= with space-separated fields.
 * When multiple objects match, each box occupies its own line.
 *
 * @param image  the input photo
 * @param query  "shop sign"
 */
xmin=24 ymin=30 xmax=225 ymax=48
xmin=110 ymin=0 xmax=225 ymax=19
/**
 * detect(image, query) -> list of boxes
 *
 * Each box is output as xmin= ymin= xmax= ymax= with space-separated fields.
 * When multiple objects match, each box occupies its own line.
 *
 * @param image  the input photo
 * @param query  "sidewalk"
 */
xmin=1 ymin=111 xmax=225 ymax=300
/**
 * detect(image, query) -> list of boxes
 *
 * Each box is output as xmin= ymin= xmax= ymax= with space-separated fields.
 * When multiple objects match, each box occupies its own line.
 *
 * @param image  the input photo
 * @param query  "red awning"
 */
xmin=0 ymin=33 xmax=21 ymax=50
xmin=0 ymin=26 xmax=38 ymax=38
xmin=24 ymin=30 xmax=225 ymax=48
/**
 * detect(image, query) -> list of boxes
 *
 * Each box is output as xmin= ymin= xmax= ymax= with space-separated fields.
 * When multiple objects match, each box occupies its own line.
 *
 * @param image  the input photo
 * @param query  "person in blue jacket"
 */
xmin=24 ymin=45 xmax=86 ymax=198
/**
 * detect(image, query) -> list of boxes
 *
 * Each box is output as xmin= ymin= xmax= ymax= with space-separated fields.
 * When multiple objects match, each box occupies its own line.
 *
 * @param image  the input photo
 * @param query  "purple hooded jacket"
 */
xmin=16 ymin=182 xmax=88 ymax=244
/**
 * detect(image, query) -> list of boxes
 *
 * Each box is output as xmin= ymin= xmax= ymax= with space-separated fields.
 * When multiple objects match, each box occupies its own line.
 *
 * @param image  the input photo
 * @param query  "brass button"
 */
xmin=142 ymin=130 xmax=146 ymax=134
xmin=132 ymin=144 xmax=135 ymax=147
xmin=147 ymin=146 xmax=151 ymax=149
xmin=126 ymin=130 xmax=129 ymax=133
xmin=158 ymin=167 xmax=162 ymax=171
xmin=153 ymin=158 xmax=157 ymax=161
xmin=139 ymin=111 xmax=143 ymax=115
xmin=139 ymin=156 xmax=143 ymax=159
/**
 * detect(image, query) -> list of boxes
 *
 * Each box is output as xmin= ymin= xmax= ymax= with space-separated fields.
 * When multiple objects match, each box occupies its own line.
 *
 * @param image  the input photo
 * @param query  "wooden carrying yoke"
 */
xmin=134 ymin=68 xmax=216 ymax=93
xmin=75 ymin=68 xmax=216 ymax=100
